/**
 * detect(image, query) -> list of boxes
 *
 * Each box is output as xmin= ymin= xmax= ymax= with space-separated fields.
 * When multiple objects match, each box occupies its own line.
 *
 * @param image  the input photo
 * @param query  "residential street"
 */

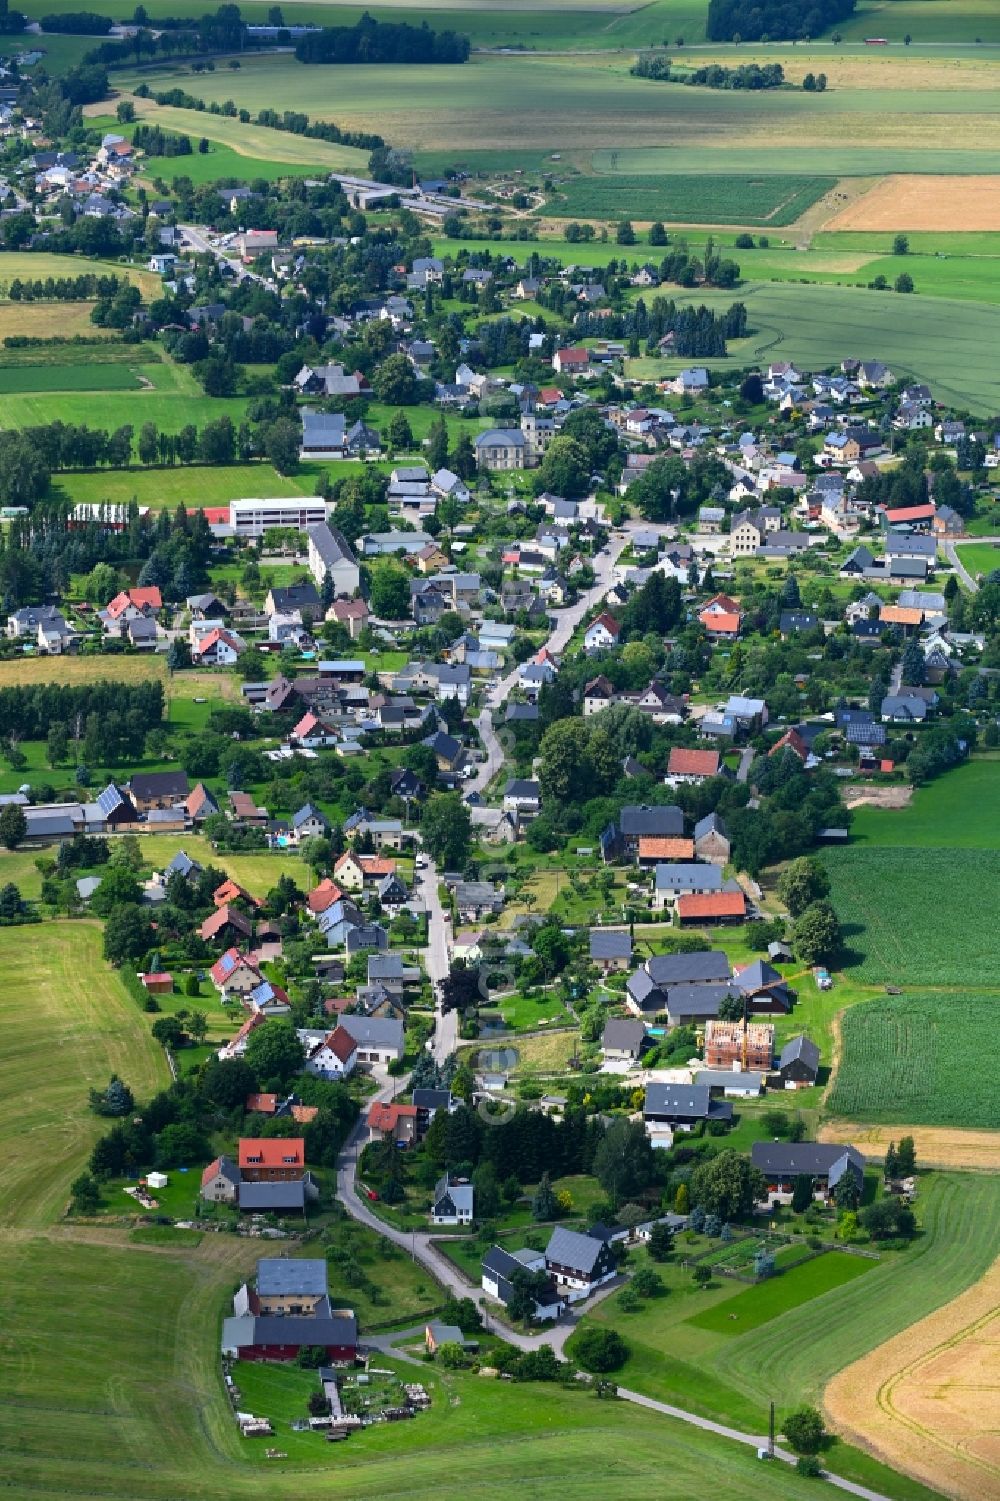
xmin=470 ymin=520 xmax=655 ymax=798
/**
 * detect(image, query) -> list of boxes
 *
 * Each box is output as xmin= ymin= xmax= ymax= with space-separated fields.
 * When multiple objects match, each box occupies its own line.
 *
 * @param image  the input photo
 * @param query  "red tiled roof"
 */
xmin=246 ymin=1093 xmax=278 ymax=1114
xmin=588 ymin=612 xmax=621 ymax=637
xmin=668 ymin=747 xmax=720 ymax=777
xmin=769 ymin=729 xmax=808 ymax=761
xmin=638 ymin=836 xmax=695 ymax=860
xmin=358 ymin=855 xmax=396 ymax=876
xmin=555 ymin=347 xmax=588 ymax=365
xmin=238 ymin=1137 xmax=305 ymax=1170
xmin=188 ymin=505 xmax=230 ymax=526
xmin=201 ymin=1156 xmax=225 ymax=1188
xmin=884 ymin=503 xmax=935 ymax=523
xmin=209 ymin=946 xmax=261 ymax=988
xmin=201 ymin=903 xmax=253 ymax=942
xmin=701 ymin=612 xmax=742 ymax=636
xmin=214 ymin=878 xmax=261 ymax=908
xmin=308 ymin=878 xmax=344 ymax=914
xmin=291 ymin=1104 xmax=319 ymax=1124
xmin=141 ymin=972 xmax=172 ymax=986
xmin=677 ymin=892 xmax=747 ymax=920
xmin=325 ymin=1025 xmax=357 ymax=1064
xmin=367 ymin=1102 xmax=418 ymax=1132
xmin=700 ymin=593 xmax=740 ymax=615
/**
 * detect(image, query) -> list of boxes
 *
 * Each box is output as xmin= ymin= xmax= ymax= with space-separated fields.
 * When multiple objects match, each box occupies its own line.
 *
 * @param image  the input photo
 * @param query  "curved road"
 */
xmin=943 ymin=535 xmax=1000 ymax=593
xmin=336 ymin=518 xmax=897 ymax=1501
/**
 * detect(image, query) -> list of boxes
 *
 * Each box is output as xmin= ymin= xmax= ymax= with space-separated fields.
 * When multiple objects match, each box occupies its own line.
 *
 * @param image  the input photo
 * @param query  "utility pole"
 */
xmin=769 ymin=1401 xmax=775 ymax=1458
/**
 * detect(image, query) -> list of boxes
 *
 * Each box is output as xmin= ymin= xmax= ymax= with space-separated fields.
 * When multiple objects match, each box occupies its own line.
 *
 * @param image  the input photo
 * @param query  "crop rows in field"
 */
xmin=822 ymin=847 xmax=1000 ymax=985
xmin=827 ymin=992 xmax=1000 ymax=1128
xmin=550 ymin=173 xmax=833 ymax=225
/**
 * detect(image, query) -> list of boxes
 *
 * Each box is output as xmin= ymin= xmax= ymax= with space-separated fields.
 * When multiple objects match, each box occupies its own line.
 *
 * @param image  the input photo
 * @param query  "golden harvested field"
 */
xmin=0 ymin=656 xmax=236 ymax=702
xmin=691 ymin=52 xmax=1000 ymax=91
xmin=827 ymin=175 xmax=1000 ymax=231
xmin=0 ymin=655 xmax=167 ymax=690
xmin=826 ymin=1257 xmax=1000 ymax=1501
xmin=0 ymin=302 xmax=116 ymax=339
xmin=819 ymin=1121 xmax=1000 ymax=1172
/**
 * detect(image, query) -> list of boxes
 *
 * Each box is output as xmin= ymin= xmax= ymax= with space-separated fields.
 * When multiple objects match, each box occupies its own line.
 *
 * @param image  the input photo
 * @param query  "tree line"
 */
xmin=3 ymin=273 xmax=130 ymax=302
xmin=294 ymin=15 xmax=470 ymax=65
xmin=132 ymin=122 xmax=193 ymax=157
xmin=632 ymin=55 xmax=787 ymax=90
xmin=133 ymin=83 xmax=385 ymax=152
xmin=0 ymin=680 xmax=163 ymax=742
xmin=706 ymin=0 xmax=855 ymax=42
xmin=40 ymin=10 xmax=113 ymax=31
xmin=574 ymin=298 xmax=747 ymax=357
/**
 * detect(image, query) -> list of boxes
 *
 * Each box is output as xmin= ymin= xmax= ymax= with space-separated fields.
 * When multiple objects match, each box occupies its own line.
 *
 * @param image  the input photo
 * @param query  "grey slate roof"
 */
xmin=601 ymin=1018 xmax=648 ymax=1054
xmin=751 ymin=1141 xmax=864 ymax=1188
xmin=644 ymin=1083 xmax=732 ymax=1122
xmin=647 ymin=951 xmax=731 ymax=986
xmin=545 ymin=1225 xmax=606 ymax=1275
xmin=238 ymin=1181 xmax=306 ymax=1210
xmin=779 ymin=1035 xmax=820 ymax=1074
xmin=664 ymin=982 xmax=734 ymax=1019
xmin=620 ymin=803 xmax=684 ymax=838
xmin=257 ymin=1258 xmax=328 ymax=1296
xmin=590 ymin=930 xmax=633 ymax=961
xmin=694 ymin=812 xmax=729 ymax=842
xmin=338 ymin=1013 xmax=404 ymax=1051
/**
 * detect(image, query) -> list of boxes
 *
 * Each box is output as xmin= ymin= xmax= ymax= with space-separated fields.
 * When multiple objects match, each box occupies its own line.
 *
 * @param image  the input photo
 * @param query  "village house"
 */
xmin=751 ymin=1141 xmax=864 ymax=1205
xmin=481 ymin=1246 xmax=564 ymax=1321
xmin=601 ymin=1017 xmax=649 ymax=1065
xmin=431 ymin=1173 xmax=474 ymax=1226
xmin=544 ymin=1225 xmax=617 ymax=1302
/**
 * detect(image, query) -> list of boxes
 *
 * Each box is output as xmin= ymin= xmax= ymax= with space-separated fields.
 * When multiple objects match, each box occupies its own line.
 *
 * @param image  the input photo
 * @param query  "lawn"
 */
xmin=822 ymin=845 xmax=1000 ymax=985
xmin=551 ymin=174 xmax=833 ymax=225
xmin=686 ymin=1251 xmax=875 ymax=1336
xmin=0 ymin=362 xmax=145 ymax=392
xmin=849 ymin=756 xmax=1000 ymax=847
xmin=0 ymin=1231 xmax=848 ymax=1501
xmin=580 ymin=1171 xmax=1000 ymax=1450
xmin=0 ymin=354 xmax=250 ymax=435
xmin=126 ymin=96 xmax=370 ymax=173
xmin=135 ymin=833 xmax=307 ymax=897
xmin=826 ymin=991 xmax=1000 ymax=1128
xmin=956 ymin=539 xmax=1000 ymax=580
xmin=51 ymin=462 xmax=312 ymax=510
xmin=0 ymin=921 xmax=168 ymax=1227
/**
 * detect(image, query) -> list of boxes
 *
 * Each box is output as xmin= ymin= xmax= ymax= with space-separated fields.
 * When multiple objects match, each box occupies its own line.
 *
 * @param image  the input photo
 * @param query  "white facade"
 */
xmin=230 ymin=497 xmax=332 ymax=539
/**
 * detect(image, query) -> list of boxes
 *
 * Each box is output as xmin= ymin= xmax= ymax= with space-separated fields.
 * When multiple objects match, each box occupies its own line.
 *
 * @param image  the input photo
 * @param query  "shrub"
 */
xmin=572 ymin=1326 xmax=629 ymax=1373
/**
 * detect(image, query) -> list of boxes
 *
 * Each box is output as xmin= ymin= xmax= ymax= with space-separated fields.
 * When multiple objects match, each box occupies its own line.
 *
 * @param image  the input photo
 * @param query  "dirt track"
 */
xmin=842 ymin=786 xmax=913 ymax=810
xmin=819 ymin=1121 xmax=1000 ymax=1172
xmin=826 ymin=1258 xmax=1000 ymax=1501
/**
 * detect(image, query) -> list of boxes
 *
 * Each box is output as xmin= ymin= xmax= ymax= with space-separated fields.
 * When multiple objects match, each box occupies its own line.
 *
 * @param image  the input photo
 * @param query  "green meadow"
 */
xmin=849 ymin=757 xmax=1000 ymax=847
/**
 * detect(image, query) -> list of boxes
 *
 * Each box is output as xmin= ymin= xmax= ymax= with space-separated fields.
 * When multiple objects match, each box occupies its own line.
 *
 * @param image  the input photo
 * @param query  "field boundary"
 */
xmin=825 ymin=1255 xmax=1000 ymax=1501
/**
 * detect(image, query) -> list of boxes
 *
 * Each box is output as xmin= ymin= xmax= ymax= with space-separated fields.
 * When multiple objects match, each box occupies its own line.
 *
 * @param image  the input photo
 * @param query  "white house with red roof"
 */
xmin=584 ymin=612 xmax=621 ymax=654
xmin=210 ymin=947 xmax=263 ymax=999
xmin=106 ymin=586 xmax=162 ymax=620
xmin=302 ymin=1024 xmax=358 ymax=1079
xmin=552 ymin=347 xmax=589 ymax=376
xmin=193 ymin=627 xmax=244 ymax=666
xmin=291 ymin=710 xmax=337 ymax=748
xmin=698 ymin=593 xmax=743 ymax=640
